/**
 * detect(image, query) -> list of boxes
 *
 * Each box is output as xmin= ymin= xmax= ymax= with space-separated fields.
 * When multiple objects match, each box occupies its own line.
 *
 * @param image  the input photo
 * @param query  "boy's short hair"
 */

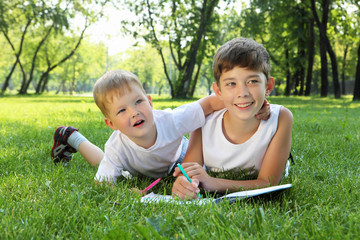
xmin=212 ymin=37 xmax=271 ymax=84
xmin=93 ymin=70 xmax=145 ymax=116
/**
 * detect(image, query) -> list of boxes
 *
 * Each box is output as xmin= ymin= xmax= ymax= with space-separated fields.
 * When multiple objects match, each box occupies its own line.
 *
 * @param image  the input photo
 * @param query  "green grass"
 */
xmin=0 ymin=94 xmax=359 ymax=239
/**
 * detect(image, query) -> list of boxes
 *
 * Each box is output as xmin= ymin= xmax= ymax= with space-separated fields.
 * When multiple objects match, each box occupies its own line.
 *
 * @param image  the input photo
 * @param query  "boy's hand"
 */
xmin=198 ymin=94 xmax=225 ymax=116
xmin=130 ymin=188 xmax=146 ymax=196
xmin=172 ymin=176 xmax=200 ymax=200
xmin=255 ymin=99 xmax=270 ymax=120
xmin=172 ymin=162 xmax=204 ymax=200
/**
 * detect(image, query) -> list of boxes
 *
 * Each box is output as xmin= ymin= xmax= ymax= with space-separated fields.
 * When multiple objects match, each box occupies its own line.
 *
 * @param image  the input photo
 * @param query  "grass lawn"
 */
xmin=0 ymin=95 xmax=359 ymax=239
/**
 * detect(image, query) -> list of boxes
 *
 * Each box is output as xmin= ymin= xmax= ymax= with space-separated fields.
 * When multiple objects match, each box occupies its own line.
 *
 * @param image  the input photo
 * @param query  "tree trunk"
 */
xmin=285 ymin=47 xmax=291 ymax=96
xmin=40 ymin=72 xmax=50 ymax=93
xmin=319 ymin=35 xmax=328 ymax=97
xmin=189 ymin=62 xmax=202 ymax=97
xmin=22 ymin=25 xmax=54 ymax=94
xmin=1 ymin=18 xmax=31 ymax=95
xmin=341 ymin=45 xmax=348 ymax=95
xmin=145 ymin=0 xmax=174 ymax=98
xmin=35 ymin=24 xmax=87 ymax=94
xmin=2 ymin=60 xmax=19 ymax=94
xmin=326 ymin=37 xmax=341 ymax=98
xmin=305 ymin=18 xmax=315 ymax=96
xmin=299 ymin=54 xmax=305 ymax=95
xmin=177 ymin=0 xmax=219 ymax=98
xmin=353 ymin=43 xmax=360 ymax=101
xmin=311 ymin=0 xmax=340 ymax=98
xmin=293 ymin=7 xmax=306 ymax=96
xmin=311 ymin=0 xmax=328 ymax=97
xmin=70 ymin=63 xmax=76 ymax=95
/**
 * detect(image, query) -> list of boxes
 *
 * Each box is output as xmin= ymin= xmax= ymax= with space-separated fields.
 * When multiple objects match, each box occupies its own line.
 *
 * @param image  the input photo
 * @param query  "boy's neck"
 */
xmin=222 ymin=111 xmax=260 ymax=144
xmin=129 ymin=124 xmax=157 ymax=149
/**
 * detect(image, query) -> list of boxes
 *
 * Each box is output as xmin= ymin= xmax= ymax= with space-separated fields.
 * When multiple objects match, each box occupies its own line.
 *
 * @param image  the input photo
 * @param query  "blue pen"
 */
xmin=177 ymin=163 xmax=202 ymax=198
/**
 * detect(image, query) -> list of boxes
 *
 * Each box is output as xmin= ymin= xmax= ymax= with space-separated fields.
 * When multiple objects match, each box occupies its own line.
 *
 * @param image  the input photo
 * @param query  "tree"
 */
xmin=111 ymin=44 xmax=167 ymax=95
xmin=0 ymin=0 xmax=106 ymax=95
xmin=311 ymin=0 xmax=341 ymax=98
xmin=305 ymin=17 xmax=315 ymax=96
xmin=352 ymin=1 xmax=360 ymax=100
xmin=354 ymin=43 xmax=360 ymax=100
xmin=51 ymin=40 xmax=107 ymax=94
xmin=240 ymin=0 xmax=312 ymax=96
xmin=121 ymin=0 xmax=221 ymax=98
xmin=34 ymin=24 xmax=88 ymax=94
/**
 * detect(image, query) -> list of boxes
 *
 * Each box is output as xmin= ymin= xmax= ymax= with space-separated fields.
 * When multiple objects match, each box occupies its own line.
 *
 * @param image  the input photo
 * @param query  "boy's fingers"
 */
xmin=173 ymin=167 xmax=181 ymax=177
xmin=174 ymin=176 xmax=199 ymax=199
xmin=256 ymin=104 xmax=270 ymax=120
xmin=191 ymin=179 xmax=200 ymax=192
xmin=255 ymin=112 xmax=265 ymax=120
xmin=181 ymin=162 xmax=199 ymax=168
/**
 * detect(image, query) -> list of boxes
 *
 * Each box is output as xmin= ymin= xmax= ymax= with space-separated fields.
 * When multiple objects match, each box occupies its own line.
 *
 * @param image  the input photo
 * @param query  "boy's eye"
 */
xmin=226 ymin=82 xmax=236 ymax=87
xmin=135 ymin=99 xmax=143 ymax=104
xmin=118 ymin=109 xmax=125 ymax=114
xmin=248 ymin=79 xmax=259 ymax=84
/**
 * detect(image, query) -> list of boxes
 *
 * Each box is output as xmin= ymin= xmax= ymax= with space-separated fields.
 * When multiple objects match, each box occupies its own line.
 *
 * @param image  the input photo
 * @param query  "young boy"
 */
xmin=51 ymin=69 xmax=270 ymax=184
xmin=172 ymin=37 xmax=293 ymax=199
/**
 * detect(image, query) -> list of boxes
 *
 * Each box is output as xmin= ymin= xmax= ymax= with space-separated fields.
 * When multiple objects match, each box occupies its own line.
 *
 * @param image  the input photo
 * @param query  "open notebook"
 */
xmin=141 ymin=183 xmax=292 ymax=205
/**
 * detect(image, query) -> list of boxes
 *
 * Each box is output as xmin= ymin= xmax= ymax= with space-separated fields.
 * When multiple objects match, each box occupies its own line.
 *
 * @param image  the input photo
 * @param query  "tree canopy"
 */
xmin=0 ymin=0 xmax=359 ymax=101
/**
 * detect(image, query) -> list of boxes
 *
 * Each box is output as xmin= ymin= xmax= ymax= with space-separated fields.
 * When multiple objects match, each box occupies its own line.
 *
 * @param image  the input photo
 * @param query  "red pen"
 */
xmin=141 ymin=178 xmax=162 ymax=193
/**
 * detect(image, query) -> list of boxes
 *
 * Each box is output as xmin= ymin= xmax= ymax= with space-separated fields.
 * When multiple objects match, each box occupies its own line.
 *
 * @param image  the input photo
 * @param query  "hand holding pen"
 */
xmin=176 ymin=163 xmax=202 ymax=198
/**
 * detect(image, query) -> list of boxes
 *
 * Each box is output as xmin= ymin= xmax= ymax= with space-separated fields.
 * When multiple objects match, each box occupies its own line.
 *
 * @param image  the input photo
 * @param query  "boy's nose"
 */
xmin=236 ymin=85 xmax=249 ymax=97
xmin=131 ymin=108 xmax=140 ymax=117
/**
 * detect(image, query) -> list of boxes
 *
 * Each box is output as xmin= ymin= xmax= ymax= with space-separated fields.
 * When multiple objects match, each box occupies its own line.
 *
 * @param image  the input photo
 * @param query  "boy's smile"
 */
xmin=104 ymin=84 xmax=157 ymax=148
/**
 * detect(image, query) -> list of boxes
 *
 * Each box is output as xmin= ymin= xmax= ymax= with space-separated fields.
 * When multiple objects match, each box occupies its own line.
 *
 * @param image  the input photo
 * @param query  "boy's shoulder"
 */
xmin=270 ymin=104 xmax=292 ymax=117
xmin=205 ymin=108 xmax=226 ymax=121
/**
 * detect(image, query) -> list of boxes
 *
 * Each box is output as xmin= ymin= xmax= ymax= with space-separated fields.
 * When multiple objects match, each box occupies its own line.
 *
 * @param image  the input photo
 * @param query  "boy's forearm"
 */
xmin=198 ymin=94 xmax=224 ymax=116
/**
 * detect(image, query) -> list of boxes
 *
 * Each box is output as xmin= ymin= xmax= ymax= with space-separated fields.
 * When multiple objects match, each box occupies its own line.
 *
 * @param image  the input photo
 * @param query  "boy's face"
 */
xmin=104 ymin=84 xmax=155 ymax=143
xmin=213 ymin=66 xmax=274 ymax=121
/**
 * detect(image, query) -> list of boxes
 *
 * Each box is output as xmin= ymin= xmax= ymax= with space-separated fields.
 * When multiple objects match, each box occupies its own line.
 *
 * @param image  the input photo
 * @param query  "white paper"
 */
xmin=140 ymin=184 xmax=292 ymax=204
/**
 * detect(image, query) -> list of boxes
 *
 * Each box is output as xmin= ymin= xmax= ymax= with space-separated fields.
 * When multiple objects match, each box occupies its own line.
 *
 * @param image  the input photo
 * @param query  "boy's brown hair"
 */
xmin=212 ymin=37 xmax=271 ymax=85
xmin=93 ymin=70 xmax=145 ymax=116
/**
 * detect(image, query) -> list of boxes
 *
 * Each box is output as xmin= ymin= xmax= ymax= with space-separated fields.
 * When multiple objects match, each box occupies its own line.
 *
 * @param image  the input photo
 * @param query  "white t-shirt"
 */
xmin=95 ymin=101 xmax=205 ymax=183
xmin=202 ymin=104 xmax=282 ymax=173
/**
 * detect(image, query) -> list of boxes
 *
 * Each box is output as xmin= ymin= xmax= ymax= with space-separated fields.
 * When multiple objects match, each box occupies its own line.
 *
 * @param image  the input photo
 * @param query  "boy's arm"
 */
xmin=197 ymin=94 xmax=224 ymax=116
xmin=195 ymin=106 xmax=293 ymax=193
xmin=94 ymin=153 xmax=125 ymax=185
xmin=172 ymin=128 xmax=205 ymax=199
xmin=173 ymin=107 xmax=293 ymax=194
xmin=256 ymin=106 xmax=293 ymax=186
xmin=256 ymin=99 xmax=270 ymax=120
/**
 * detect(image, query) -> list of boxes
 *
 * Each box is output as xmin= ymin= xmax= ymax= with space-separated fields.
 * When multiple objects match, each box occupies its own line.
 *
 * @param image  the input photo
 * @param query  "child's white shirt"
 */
xmin=202 ymin=104 xmax=282 ymax=173
xmin=95 ymin=101 xmax=205 ymax=183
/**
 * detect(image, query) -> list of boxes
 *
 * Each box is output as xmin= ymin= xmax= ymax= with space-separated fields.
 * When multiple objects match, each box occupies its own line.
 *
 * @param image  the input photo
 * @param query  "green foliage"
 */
xmin=110 ymin=44 xmax=167 ymax=95
xmin=0 ymin=95 xmax=360 ymax=238
xmin=120 ymin=0 xmax=222 ymax=98
xmin=0 ymin=0 xmax=108 ymax=95
xmin=1 ymin=0 xmax=360 ymax=99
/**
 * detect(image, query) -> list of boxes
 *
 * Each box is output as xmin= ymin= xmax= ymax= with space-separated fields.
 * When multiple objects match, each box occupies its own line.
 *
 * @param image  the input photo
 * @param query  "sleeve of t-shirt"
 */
xmin=94 ymin=137 xmax=124 ymax=184
xmin=171 ymin=101 xmax=205 ymax=136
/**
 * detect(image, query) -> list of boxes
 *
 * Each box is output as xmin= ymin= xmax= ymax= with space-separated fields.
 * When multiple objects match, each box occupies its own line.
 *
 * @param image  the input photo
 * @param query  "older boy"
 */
xmin=51 ymin=69 xmax=269 ymax=184
xmin=172 ymin=38 xmax=293 ymax=199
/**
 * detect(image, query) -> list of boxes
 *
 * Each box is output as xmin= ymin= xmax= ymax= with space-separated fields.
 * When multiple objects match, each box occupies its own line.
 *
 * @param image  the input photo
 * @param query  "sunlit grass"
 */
xmin=0 ymin=94 xmax=359 ymax=239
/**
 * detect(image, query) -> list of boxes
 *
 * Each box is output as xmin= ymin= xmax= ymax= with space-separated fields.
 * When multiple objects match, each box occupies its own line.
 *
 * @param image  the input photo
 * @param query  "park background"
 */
xmin=1 ymin=0 xmax=360 ymax=239
xmin=1 ymin=0 xmax=360 ymax=100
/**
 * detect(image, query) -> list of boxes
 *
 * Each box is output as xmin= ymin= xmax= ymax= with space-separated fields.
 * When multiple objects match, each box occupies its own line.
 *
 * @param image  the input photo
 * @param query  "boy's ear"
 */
xmin=147 ymin=94 xmax=153 ymax=108
xmin=266 ymin=77 xmax=275 ymax=96
xmin=212 ymin=82 xmax=222 ymax=98
xmin=104 ymin=117 xmax=117 ymax=131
